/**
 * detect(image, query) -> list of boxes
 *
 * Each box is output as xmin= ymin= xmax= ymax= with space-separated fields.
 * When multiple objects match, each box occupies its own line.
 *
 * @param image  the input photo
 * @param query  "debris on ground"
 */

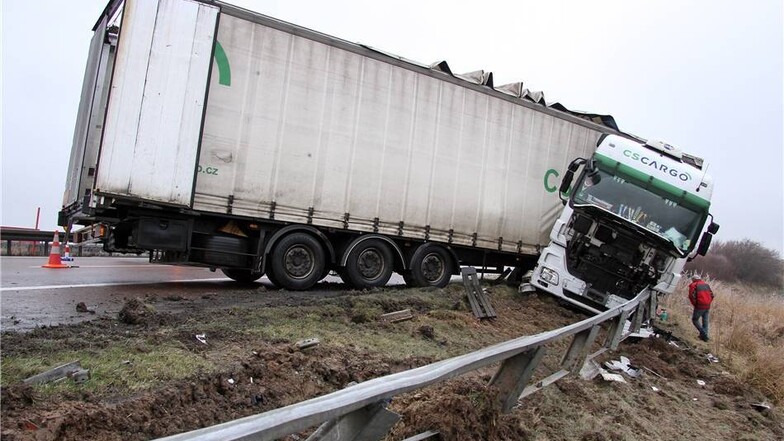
xmin=461 ymin=267 xmax=497 ymax=319
xmin=75 ymin=302 xmax=95 ymax=314
xmin=579 ymin=359 xmax=602 ymax=380
xmin=195 ymin=334 xmax=208 ymax=345
xmin=22 ymin=361 xmax=83 ymax=385
xmin=604 ymin=356 xmax=641 ymax=378
xmin=294 ymin=338 xmax=320 ymax=351
xmin=641 ymin=366 xmax=667 ymax=379
xmin=751 ymin=402 xmax=772 ymax=412
xmin=69 ymin=368 xmax=91 ymax=384
xmin=599 ymin=371 xmax=627 ymax=383
xmin=380 ymin=309 xmax=414 ymax=323
xmin=118 ymin=298 xmax=156 ymax=325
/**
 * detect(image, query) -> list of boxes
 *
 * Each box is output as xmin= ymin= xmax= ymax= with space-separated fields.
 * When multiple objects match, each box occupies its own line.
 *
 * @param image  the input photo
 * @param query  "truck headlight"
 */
xmin=540 ymin=267 xmax=559 ymax=286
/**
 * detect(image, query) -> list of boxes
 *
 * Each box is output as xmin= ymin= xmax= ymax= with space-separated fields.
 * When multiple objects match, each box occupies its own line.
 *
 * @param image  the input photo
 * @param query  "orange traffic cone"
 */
xmin=42 ymin=231 xmax=70 ymax=269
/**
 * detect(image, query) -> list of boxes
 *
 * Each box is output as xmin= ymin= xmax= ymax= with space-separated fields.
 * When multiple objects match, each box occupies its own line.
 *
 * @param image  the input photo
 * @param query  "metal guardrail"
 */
xmin=0 ymin=227 xmax=58 ymax=242
xmin=157 ymin=289 xmax=656 ymax=441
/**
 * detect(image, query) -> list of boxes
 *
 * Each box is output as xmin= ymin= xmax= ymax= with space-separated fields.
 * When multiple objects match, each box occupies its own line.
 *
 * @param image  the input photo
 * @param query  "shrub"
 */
xmin=685 ymin=253 xmax=737 ymax=282
xmin=686 ymin=239 xmax=783 ymax=289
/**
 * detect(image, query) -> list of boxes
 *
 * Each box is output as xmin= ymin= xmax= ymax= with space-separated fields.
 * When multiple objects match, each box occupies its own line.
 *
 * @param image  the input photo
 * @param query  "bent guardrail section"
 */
xmin=157 ymin=289 xmax=656 ymax=441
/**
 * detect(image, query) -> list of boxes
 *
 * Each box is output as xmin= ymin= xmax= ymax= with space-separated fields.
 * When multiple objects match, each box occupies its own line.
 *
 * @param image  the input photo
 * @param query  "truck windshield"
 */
xmin=571 ymin=168 xmax=705 ymax=253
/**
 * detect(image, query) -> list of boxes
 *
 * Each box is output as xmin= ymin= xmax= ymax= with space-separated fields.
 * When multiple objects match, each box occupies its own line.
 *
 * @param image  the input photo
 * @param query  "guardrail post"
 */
xmin=630 ymin=298 xmax=646 ymax=333
xmin=306 ymin=401 xmax=400 ymax=441
xmin=561 ymin=325 xmax=600 ymax=372
xmin=649 ymin=292 xmax=657 ymax=322
xmin=488 ymin=346 xmax=546 ymax=413
xmin=604 ymin=310 xmax=630 ymax=350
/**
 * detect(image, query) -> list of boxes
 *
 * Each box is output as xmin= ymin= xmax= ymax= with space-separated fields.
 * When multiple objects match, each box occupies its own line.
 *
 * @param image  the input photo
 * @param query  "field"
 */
xmin=1 ymin=279 xmax=782 ymax=440
xmin=659 ymin=278 xmax=784 ymax=405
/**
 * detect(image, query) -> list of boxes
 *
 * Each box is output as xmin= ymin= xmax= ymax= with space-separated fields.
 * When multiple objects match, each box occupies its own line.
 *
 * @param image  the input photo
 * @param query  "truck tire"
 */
xmin=268 ymin=232 xmax=326 ymax=290
xmin=407 ymin=244 xmax=453 ymax=288
xmin=191 ymin=234 xmax=249 ymax=268
xmin=221 ymin=268 xmax=263 ymax=284
xmin=343 ymin=239 xmax=394 ymax=289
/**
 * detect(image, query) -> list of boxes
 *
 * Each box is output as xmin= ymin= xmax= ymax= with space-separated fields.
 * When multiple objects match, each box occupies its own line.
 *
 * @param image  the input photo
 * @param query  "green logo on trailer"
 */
xmin=544 ymin=169 xmax=559 ymax=193
xmin=214 ymin=41 xmax=231 ymax=86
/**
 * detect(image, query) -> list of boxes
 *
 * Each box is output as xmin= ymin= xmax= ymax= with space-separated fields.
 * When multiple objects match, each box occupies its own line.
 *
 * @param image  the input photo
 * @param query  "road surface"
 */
xmin=0 ymin=256 xmax=405 ymax=331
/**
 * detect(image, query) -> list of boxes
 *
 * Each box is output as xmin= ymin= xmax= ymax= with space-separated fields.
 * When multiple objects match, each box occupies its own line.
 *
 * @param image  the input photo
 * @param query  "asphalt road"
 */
xmin=1 ymin=256 xmax=240 ymax=331
xmin=0 ymin=256 xmax=405 ymax=332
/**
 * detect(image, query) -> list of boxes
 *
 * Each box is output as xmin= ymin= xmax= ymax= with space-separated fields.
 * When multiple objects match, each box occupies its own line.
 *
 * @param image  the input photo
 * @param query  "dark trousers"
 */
xmin=692 ymin=308 xmax=710 ymax=340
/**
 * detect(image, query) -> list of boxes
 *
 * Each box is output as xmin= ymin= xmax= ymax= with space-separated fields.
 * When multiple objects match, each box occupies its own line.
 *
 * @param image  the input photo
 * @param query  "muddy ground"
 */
xmin=1 ymin=281 xmax=781 ymax=440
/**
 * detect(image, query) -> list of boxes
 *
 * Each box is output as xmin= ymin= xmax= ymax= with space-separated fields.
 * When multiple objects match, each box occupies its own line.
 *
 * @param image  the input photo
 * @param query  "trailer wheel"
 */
xmin=268 ymin=232 xmax=325 ymax=290
xmin=407 ymin=244 xmax=453 ymax=288
xmin=343 ymin=239 xmax=394 ymax=289
xmin=266 ymin=266 xmax=283 ymax=288
xmin=221 ymin=268 xmax=263 ymax=284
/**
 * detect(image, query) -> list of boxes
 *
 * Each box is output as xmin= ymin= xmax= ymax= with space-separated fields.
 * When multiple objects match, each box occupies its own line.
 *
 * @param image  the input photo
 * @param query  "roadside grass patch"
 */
xmin=1 ymin=283 xmax=565 ymax=399
xmin=1 ymin=344 xmax=213 ymax=396
xmin=661 ymin=279 xmax=784 ymax=404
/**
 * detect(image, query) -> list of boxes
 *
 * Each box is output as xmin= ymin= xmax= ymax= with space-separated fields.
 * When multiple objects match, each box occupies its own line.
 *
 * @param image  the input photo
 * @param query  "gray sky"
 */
xmin=2 ymin=0 xmax=782 ymax=253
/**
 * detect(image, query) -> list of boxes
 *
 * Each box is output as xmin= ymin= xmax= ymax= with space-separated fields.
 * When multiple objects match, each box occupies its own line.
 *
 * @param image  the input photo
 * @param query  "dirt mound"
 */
xmin=389 ymin=378 xmax=531 ymax=440
xmin=0 ymin=384 xmax=36 ymax=411
xmin=117 ymin=298 xmax=155 ymax=325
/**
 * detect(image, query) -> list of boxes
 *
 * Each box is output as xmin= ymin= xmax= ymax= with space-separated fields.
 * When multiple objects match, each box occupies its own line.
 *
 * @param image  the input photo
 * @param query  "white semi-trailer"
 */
xmin=60 ymin=0 xmax=717 ymax=308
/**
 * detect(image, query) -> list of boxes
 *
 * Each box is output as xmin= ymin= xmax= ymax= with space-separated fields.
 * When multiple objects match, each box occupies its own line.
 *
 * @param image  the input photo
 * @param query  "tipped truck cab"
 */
xmin=530 ymin=135 xmax=717 ymax=313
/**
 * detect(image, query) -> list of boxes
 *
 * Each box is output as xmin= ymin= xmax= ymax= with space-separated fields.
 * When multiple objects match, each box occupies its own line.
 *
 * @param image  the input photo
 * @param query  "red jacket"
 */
xmin=688 ymin=279 xmax=714 ymax=310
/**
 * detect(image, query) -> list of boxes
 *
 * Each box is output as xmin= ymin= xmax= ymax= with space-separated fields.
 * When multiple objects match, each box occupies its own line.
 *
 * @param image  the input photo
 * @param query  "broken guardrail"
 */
xmin=156 ymin=289 xmax=656 ymax=441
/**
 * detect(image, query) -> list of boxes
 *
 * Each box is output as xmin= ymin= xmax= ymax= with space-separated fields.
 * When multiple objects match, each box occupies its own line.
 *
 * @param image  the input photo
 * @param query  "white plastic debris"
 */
xmin=580 ymin=359 xmax=602 ymax=380
xmin=624 ymin=321 xmax=655 ymax=339
xmin=697 ymin=380 xmax=706 ymax=387
xmin=600 ymin=371 xmax=627 ymax=383
xmin=195 ymin=334 xmax=208 ymax=345
xmin=604 ymin=356 xmax=641 ymax=378
xmin=227 ymin=378 xmax=235 ymax=385
xmin=668 ymin=341 xmax=680 ymax=348
xmin=651 ymin=386 xmax=660 ymax=392
xmin=706 ymin=354 xmax=720 ymax=363
xmin=751 ymin=402 xmax=771 ymax=411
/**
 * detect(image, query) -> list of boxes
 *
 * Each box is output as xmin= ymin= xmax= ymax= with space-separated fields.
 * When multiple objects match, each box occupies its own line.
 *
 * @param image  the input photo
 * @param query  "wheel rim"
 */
xmin=357 ymin=248 xmax=384 ymax=280
xmin=420 ymin=252 xmax=445 ymax=283
xmin=284 ymin=245 xmax=315 ymax=279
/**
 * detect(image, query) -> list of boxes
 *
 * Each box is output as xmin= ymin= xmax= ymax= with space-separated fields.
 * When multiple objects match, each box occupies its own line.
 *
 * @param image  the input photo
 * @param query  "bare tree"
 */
xmin=686 ymin=239 xmax=783 ymax=289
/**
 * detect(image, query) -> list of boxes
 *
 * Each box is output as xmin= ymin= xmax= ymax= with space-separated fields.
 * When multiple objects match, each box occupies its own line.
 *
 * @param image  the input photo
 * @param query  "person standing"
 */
xmin=688 ymin=274 xmax=715 ymax=341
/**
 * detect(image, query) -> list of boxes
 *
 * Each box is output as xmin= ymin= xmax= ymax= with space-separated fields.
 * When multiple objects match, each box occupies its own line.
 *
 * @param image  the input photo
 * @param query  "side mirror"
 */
xmin=559 ymin=170 xmax=574 ymax=195
xmin=697 ymin=232 xmax=713 ymax=256
xmin=707 ymin=221 xmax=720 ymax=234
xmin=559 ymin=158 xmax=587 ymax=203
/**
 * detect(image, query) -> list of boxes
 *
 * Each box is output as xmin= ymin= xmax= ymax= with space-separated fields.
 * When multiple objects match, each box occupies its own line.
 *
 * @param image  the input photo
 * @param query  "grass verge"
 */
xmin=660 ymin=279 xmax=784 ymax=404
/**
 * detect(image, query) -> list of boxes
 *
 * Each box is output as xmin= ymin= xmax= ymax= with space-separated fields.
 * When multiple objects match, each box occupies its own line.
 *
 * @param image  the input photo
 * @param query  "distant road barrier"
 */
xmin=0 ymin=227 xmax=58 ymax=256
xmin=157 ymin=288 xmax=656 ymax=441
xmin=1 ymin=226 xmax=112 ymax=257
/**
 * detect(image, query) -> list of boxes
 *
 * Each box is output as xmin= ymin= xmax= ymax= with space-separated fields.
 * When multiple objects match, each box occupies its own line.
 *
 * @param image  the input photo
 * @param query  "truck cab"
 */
xmin=531 ymin=134 xmax=718 ymax=313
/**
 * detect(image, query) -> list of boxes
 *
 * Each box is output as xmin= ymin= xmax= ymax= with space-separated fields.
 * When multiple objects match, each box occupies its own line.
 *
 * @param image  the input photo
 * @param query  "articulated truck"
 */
xmin=60 ymin=0 xmax=718 ymax=311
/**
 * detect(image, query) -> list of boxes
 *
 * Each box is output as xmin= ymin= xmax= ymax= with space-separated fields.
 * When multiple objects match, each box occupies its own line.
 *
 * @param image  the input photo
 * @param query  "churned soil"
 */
xmin=1 ymin=282 xmax=781 ymax=441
